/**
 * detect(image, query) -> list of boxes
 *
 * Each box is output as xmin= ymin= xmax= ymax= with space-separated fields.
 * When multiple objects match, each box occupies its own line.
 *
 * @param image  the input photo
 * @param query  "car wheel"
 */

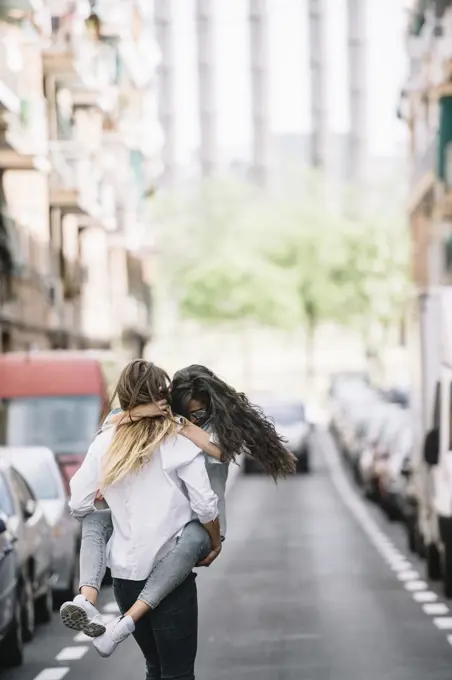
xmin=1 ymin=593 xmax=23 ymax=667
xmin=296 ymin=448 xmax=310 ymax=474
xmin=35 ymin=581 xmax=53 ymax=624
xmin=406 ymin=516 xmax=417 ymax=554
xmin=21 ymin=572 xmax=35 ymax=642
xmin=243 ymin=457 xmax=260 ymax=475
xmin=426 ymin=542 xmax=442 ymax=581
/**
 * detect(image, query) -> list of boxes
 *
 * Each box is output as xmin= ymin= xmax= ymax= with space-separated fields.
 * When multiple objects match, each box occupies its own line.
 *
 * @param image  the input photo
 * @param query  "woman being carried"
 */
xmin=62 ymin=363 xmax=296 ymax=658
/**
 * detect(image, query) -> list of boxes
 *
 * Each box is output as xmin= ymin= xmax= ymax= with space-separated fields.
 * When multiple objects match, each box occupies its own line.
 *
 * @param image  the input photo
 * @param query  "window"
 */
xmin=0 ymin=473 xmax=14 ymax=517
xmin=19 ymin=459 xmax=60 ymax=501
xmin=10 ymin=469 xmax=35 ymax=519
xmin=4 ymin=395 xmax=101 ymax=456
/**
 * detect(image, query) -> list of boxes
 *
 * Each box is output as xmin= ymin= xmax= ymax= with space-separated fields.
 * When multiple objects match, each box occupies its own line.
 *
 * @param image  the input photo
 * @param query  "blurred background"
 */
xmin=0 ymin=0 xmax=415 ymax=402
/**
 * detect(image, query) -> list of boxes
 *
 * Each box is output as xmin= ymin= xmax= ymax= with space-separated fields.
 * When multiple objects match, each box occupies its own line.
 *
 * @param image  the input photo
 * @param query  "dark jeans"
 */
xmin=114 ymin=572 xmax=198 ymax=680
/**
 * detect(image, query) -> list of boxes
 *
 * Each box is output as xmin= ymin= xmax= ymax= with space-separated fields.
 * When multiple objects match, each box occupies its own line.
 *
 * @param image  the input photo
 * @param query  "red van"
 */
xmin=0 ymin=351 xmax=112 ymax=489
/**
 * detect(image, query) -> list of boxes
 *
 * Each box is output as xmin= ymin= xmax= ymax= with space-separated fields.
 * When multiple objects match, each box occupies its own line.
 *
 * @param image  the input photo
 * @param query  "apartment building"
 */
xmin=0 ymin=0 xmax=160 ymax=357
xmin=403 ymin=0 xmax=452 ymax=289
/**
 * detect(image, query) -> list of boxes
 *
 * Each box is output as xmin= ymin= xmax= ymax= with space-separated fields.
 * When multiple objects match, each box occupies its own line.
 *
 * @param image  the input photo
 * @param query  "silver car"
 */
xmin=0 ymin=447 xmax=80 ymax=606
xmin=245 ymin=399 xmax=311 ymax=474
xmin=0 ymin=457 xmax=53 ymax=641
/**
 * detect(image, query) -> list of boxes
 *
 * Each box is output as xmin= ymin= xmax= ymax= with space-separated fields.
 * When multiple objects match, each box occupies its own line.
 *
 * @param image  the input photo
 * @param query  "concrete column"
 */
xmin=347 ymin=0 xmax=367 ymax=184
xmin=154 ymin=0 xmax=176 ymax=185
xmin=308 ymin=0 xmax=327 ymax=169
xmin=249 ymin=0 xmax=270 ymax=187
xmin=196 ymin=0 xmax=217 ymax=177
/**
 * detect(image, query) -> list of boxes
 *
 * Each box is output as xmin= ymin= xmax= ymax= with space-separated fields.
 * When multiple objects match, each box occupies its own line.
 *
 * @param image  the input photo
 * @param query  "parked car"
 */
xmin=0 ymin=456 xmax=53 ymax=641
xmin=378 ymin=422 xmax=414 ymax=521
xmin=359 ymin=405 xmax=399 ymax=499
xmin=0 ymin=466 xmax=22 ymax=667
xmin=0 ymin=447 xmax=80 ymax=606
xmin=245 ymin=399 xmax=311 ymax=474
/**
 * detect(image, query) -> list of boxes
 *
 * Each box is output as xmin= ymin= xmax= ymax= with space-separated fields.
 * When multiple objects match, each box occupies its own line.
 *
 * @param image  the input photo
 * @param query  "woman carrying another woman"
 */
xmin=65 ymin=362 xmax=296 ymax=671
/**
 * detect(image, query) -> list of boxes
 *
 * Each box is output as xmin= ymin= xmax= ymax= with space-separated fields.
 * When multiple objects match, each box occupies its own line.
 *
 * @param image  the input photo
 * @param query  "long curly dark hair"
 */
xmin=170 ymin=365 xmax=296 ymax=480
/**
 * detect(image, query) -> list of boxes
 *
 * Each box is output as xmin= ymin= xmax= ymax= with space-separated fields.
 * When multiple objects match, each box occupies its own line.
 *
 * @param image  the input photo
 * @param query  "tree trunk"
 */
xmin=241 ymin=324 xmax=253 ymax=392
xmin=305 ymin=317 xmax=316 ymax=387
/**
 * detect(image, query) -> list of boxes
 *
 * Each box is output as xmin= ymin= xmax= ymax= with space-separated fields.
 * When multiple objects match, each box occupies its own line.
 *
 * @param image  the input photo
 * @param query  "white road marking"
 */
xmin=74 ymin=632 xmax=91 ymax=643
xmin=413 ymin=591 xmax=438 ymax=603
xmin=389 ymin=561 xmax=413 ymax=572
xmin=434 ymin=617 xmax=452 ymax=630
xmin=56 ymin=646 xmax=89 ymax=661
xmin=404 ymin=580 xmax=428 ymax=592
xmin=103 ymin=601 xmax=120 ymax=614
xmin=397 ymin=570 xmax=420 ymax=581
xmin=320 ymin=432 xmax=452 ymax=649
xmin=33 ymin=669 xmax=70 ymax=680
xmin=423 ymin=603 xmax=450 ymax=615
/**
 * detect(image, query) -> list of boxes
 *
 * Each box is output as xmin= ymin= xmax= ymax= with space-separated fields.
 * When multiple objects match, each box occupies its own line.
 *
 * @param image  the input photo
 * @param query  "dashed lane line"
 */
xmin=423 ymin=603 xmax=450 ymax=616
xmin=33 ymin=670 xmax=70 ymax=680
xmin=434 ymin=617 xmax=452 ymax=630
xmin=321 ymin=431 xmax=452 ymax=650
xmin=413 ymin=591 xmax=439 ymax=603
xmin=55 ymin=647 xmax=90 ymax=661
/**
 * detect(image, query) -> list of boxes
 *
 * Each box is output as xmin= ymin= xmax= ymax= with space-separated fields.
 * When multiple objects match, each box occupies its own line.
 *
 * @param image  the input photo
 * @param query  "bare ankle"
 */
xmin=80 ymin=586 xmax=98 ymax=606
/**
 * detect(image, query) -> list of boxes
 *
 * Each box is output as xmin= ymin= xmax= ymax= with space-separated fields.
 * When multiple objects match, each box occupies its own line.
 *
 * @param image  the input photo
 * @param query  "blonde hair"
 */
xmin=100 ymin=360 xmax=178 ymax=490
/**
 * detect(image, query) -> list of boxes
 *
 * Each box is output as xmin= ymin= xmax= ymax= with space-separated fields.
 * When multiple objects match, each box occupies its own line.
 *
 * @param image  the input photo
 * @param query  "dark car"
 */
xmin=0 ymin=464 xmax=23 ymax=667
xmin=244 ymin=399 xmax=311 ymax=474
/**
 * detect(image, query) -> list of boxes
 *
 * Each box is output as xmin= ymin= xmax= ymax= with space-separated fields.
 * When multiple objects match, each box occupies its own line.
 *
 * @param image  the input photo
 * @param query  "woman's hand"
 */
xmin=109 ymin=400 xmax=170 ymax=425
xmin=135 ymin=400 xmax=170 ymax=418
xmin=197 ymin=543 xmax=222 ymax=567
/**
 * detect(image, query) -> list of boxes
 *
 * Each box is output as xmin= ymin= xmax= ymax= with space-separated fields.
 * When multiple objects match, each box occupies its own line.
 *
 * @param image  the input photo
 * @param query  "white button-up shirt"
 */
xmin=69 ymin=428 xmax=219 ymax=581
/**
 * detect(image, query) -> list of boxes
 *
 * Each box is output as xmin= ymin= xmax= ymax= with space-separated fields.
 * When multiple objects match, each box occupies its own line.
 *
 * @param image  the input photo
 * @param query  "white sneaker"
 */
xmin=93 ymin=615 xmax=135 ymax=658
xmin=60 ymin=594 xmax=106 ymax=638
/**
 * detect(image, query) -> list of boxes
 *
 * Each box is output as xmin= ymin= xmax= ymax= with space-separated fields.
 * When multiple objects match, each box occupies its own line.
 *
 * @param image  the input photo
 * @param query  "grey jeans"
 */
xmin=79 ymin=511 xmax=211 ymax=608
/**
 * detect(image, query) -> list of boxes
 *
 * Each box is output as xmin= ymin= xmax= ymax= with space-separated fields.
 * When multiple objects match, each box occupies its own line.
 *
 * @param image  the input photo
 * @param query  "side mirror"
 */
xmin=424 ymin=428 xmax=440 ymax=466
xmin=24 ymin=499 xmax=37 ymax=520
xmin=0 ymin=517 xmax=7 ymax=535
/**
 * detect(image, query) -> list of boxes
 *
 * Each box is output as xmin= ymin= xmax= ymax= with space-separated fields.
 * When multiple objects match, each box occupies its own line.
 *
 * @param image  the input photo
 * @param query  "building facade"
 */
xmin=0 ymin=0 xmax=161 ymax=357
xmin=404 ymin=0 xmax=452 ymax=290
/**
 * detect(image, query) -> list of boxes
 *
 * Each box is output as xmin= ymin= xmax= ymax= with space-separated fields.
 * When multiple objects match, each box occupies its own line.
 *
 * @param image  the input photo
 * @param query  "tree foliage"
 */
xmin=153 ymin=171 xmax=410 ymax=348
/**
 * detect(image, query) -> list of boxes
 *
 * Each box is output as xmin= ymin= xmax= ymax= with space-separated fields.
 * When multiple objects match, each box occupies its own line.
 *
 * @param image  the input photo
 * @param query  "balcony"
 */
xmin=61 ymin=255 xmax=86 ymax=300
xmin=121 ymin=251 xmax=151 ymax=338
xmin=0 ymin=0 xmax=36 ymax=23
xmin=49 ymin=141 xmax=116 ymax=227
xmin=96 ymin=1 xmax=159 ymax=89
xmin=410 ymin=134 xmax=437 ymax=206
xmin=43 ymin=12 xmax=118 ymax=94
xmin=0 ymin=98 xmax=48 ymax=169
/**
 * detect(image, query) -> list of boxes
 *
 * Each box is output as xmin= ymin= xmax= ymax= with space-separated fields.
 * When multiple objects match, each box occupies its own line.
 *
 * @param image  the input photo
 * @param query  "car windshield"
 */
xmin=2 ymin=396 xmax=101 ymax=456
xmin=262 ymin=403 xmax=305 ymax=425
xmin=0 ymin=472 xmax=14 ymax=517
xmin=14 ymin=458 xmax=60 ymax=500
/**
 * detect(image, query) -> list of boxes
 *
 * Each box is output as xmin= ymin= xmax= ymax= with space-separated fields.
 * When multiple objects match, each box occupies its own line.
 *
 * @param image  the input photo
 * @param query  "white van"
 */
xmin=411 ymin=287 xmax=452 ymax=597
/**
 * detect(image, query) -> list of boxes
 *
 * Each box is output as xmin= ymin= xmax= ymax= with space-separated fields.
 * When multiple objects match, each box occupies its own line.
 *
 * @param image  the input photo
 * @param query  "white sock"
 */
xmin=122 ymin=615 xmax=135 ymax=633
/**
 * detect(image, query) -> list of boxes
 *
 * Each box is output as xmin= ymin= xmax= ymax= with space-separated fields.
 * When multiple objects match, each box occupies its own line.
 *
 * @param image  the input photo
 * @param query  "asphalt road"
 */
xmin=2 ymin=431 xmax=452 ymax=680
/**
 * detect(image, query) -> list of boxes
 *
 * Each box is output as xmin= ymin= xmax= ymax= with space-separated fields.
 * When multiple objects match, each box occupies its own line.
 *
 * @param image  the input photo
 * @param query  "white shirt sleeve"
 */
xmin=69 ymin=429 xmax=112 ymax=519
xmin=176 ymin=452 xmax=219 ymax=524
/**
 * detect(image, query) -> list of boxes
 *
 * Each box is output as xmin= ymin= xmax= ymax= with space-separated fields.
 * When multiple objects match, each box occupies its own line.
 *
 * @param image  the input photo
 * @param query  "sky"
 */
xmin=169 ymin=0 xmax=409 ymax=168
